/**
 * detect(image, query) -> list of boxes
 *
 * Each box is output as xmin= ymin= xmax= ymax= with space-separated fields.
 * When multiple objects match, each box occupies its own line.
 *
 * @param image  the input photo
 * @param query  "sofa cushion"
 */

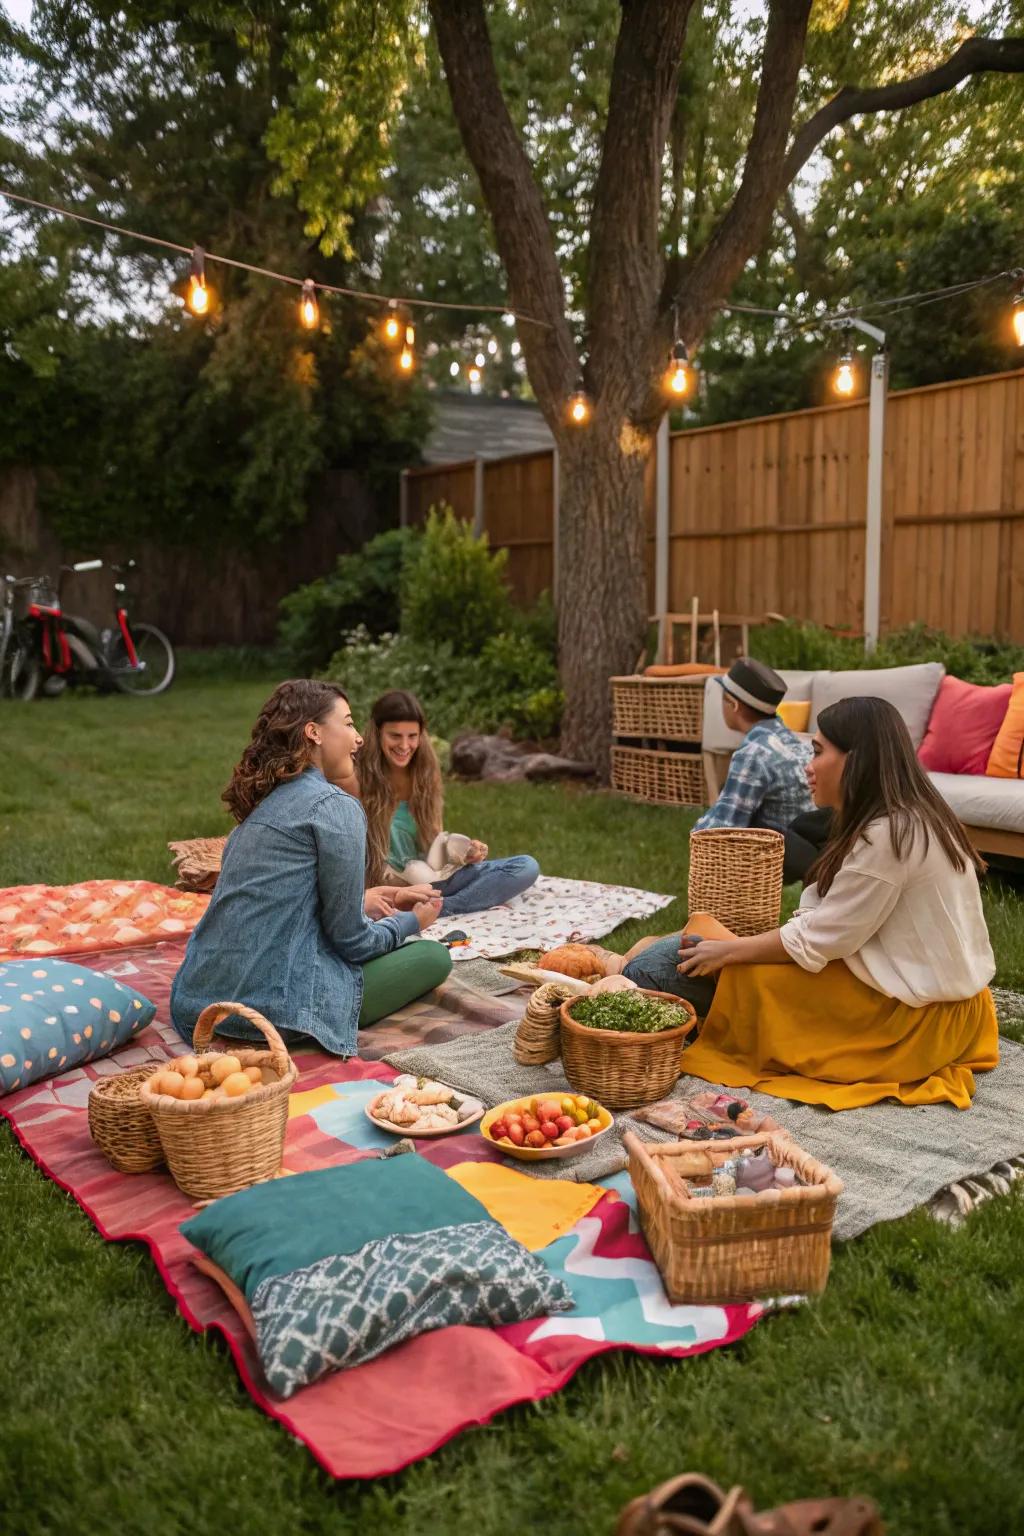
xmin=810 ymin=663 xmax=945 ymax=748
xmin=985 ymin=672 xmax=1024 ymax=780
xmin=702 ymin=670 xmax=816 ymax=753
xmin=928 ymin=771 xmax=1024 ymax=834
xmin=918 ymin=676 xmax=1012 ymax=776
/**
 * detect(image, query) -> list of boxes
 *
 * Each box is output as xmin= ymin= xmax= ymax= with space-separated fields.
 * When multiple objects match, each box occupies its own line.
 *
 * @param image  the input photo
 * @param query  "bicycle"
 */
xmin=1 ymin=558 xmax=176 ymax=700
xmin=1 ymin=572 xmax=53 ymax=700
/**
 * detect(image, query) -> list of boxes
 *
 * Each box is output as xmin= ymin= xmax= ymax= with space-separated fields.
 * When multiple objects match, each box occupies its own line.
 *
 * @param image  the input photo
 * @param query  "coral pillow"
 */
xmin=985 ymin=672 xmax=1024 ymax=779
xmin=917 ymin=675 xmax=1011 ymax=776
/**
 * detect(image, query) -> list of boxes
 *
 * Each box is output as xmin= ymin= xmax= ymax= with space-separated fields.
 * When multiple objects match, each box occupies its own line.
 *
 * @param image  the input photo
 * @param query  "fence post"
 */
xmin=399 ymin=468 xmax=409 ymax=529
xmin=551 ymin=446 xmax=560 ymax=602
xmin=655 ymin=415 xmax=670 ymax=619
xmin=473 ymin=455 xmax=485 ymax=537
xmin=863 ymin=351 xmax=889 ymax=651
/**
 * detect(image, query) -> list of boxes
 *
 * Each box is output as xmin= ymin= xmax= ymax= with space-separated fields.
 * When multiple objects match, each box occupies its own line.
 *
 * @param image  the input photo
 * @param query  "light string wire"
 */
xmin=719 ymin=268 xmax=1023 ymax=335
xmin=0 ymin=185 xmax=553 ymax=328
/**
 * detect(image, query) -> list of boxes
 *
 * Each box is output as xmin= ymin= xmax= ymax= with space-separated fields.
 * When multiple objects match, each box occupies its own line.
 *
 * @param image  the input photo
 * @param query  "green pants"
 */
xmin=358 ymin=940 xmax=452 ymax=1026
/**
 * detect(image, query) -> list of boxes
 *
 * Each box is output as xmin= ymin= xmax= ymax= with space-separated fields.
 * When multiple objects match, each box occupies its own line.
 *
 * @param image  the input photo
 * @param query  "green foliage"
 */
xmin=324 ymin=623 xmax=562 ymax=743
xmin=277 ymin=527 xmax=419 ymax=672
xmin=569 ymin=992 xmax=692 ymax=1034
xmin=751 ymin=620 xmax=1024 ymax=685
xmin=401 ymin=506 xmax=512 ymax=656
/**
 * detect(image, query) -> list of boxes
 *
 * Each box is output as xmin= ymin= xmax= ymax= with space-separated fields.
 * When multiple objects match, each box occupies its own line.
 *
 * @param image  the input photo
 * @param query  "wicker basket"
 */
xmin=140 ymin=1003 xmax=297 ymax=1201
xmin=559 ymin=991 xmax=694 ymax=1109
xmin=88 ymin=1062 xmax=166 ymax=1173
xmin=610 ymin=675 xmax=706 ymax=742
xmin=611 ymin=746 xmax=706 ymax=807
xmin=687 ymin=827 xmax=785 ymax=936
xmin=624 ymin=1131 xmax=843 ymax=1303
xmin=513 ymin=982 xmax=577 ymax=1066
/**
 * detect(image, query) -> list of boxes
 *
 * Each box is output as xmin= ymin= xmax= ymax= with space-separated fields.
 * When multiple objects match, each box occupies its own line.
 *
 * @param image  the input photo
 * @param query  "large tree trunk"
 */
xmin=555 ymin=417 xmax=653 ymax=775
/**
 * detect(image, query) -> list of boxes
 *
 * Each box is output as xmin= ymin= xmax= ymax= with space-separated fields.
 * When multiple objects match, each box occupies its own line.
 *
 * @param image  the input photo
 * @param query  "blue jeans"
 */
xmin=432 ymin=855 xmax=540 ymax=917
xmin=622 ymin=933 xmax=717 ymax=1017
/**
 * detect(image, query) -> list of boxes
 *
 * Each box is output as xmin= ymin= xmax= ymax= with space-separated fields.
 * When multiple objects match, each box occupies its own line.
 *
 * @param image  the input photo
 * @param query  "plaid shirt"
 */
xmin=695 ymin=716 xmax=813 ymax=834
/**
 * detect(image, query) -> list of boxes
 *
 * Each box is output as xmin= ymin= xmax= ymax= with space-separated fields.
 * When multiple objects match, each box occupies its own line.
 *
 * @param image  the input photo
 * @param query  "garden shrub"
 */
xmin=277 ymin=527 xmax=418 ymax=672
xmin=401 ymin=505 xmax=511 ymax=655
xmin=750 ymin=620 xmax=1024 ymax=685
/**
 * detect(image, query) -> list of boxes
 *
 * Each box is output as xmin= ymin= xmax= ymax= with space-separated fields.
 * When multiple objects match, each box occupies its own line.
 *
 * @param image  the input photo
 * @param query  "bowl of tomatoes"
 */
xmin=480 ymin=1092 xmax=613 ymax=1161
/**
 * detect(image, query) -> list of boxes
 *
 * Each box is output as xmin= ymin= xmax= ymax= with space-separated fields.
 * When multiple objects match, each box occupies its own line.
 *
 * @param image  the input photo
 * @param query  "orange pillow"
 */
xmin=643 ymin=663 xmax=726 ymax=678
xmin=986 ymin=672 xmax=1024 ymax=778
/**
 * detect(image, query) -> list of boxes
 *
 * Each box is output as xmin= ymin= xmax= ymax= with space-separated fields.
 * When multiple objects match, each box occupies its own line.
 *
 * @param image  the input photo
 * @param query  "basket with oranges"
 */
xmin=140 ymin=1001 xmax=297 ymax=1201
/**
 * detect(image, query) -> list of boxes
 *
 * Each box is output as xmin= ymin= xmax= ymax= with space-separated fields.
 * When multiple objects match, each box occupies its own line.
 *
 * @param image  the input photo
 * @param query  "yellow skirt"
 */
xmin=681 ymin=959 xmax=999 ymax=1111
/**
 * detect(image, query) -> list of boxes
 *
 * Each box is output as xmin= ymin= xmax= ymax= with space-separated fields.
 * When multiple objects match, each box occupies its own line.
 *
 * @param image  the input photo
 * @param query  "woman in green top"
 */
xmin=349 ymin=690 xmax=540 ymax=917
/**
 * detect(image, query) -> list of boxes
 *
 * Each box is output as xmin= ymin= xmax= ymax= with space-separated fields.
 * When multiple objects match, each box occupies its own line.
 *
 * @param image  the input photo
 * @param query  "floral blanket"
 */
xmin=0 ymin=882 xmax=209 ymax=959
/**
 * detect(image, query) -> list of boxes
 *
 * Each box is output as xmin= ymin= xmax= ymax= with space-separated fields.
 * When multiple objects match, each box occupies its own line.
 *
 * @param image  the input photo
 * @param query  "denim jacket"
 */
xmin=170 ymin=768 xmax=418 ymax=1055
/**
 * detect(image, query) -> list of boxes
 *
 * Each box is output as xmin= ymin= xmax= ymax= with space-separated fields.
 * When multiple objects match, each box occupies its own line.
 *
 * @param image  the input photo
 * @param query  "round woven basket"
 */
xmin=88 ymin=1062 xmax=166 ymax=1173
xmin=559 ymin=990 xmax=695 ymax=1109
xmin=140 ymin=1003 xmax=297 ymax=1201
xmin=687 ymin=827 xmax=784 ymax=936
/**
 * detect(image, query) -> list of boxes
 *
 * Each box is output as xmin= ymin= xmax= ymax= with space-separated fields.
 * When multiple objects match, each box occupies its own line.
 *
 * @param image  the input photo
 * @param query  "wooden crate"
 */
xmin=610 ymin=674 xmax=706 ymax=742
xmin=611 ymin=745 xmax=705 ymax=807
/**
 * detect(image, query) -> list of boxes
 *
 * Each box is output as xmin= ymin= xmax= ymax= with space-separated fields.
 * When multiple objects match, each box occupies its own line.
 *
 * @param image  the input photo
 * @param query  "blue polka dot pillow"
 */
xmin=0 ymin=958 xmax=156 ymax=1096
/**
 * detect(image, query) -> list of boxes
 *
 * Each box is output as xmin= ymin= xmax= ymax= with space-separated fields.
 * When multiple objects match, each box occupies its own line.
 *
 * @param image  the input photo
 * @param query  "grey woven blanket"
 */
xmin=384 ymin=1022 xmax=1024 ymax=1242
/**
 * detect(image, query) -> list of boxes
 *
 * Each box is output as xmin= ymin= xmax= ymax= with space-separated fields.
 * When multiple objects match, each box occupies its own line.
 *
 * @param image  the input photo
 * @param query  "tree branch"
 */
xmin=783 ymin=34 xmax=1024 ymax=188
xmin=427 ymin=0 xmax=577 ymax=421
xmin=586 ymin=0 xmax=699 ymax=407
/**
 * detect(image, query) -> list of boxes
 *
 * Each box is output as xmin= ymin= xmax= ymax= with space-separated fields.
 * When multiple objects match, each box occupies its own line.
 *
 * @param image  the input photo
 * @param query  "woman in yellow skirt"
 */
xmin=622 ymin=697 xmax=998 ymax=1110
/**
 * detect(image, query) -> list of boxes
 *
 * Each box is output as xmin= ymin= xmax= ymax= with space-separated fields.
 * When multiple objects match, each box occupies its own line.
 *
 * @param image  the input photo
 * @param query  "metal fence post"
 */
xmin=473 ymin=455 xmax=485 ymax=537
xmin=655 ymin=415 xmax=670 ymax=619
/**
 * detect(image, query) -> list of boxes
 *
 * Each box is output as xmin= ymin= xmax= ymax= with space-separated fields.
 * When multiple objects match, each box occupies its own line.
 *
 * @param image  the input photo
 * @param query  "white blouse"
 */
xmin=780 ymin=818 xmax=995 ymax=1007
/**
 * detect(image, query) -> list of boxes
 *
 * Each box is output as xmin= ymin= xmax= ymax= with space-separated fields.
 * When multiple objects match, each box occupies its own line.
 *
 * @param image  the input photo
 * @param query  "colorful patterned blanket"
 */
xmin=1 ymin=939 xmax=762 ymax=1479
xmin=0 ymin=882 xmax=209 ymax=960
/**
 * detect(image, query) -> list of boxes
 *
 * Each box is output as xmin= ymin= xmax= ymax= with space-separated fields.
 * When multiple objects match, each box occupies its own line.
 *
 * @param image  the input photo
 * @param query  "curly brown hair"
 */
xmin=358 ymin=690 xmax=444 ymax=883
xmin=223 ymin=679 xmax=349 ymax=823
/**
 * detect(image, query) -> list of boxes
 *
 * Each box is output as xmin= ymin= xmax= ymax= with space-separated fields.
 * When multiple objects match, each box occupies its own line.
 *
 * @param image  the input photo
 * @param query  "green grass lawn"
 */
xmin=2 ymin=680 xmax=1024 ymax=1535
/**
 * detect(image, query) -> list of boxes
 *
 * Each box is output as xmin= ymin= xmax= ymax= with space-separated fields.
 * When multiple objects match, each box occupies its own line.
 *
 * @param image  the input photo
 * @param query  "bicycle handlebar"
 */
xmin=64 ymin=559 xmax=104 ymax=573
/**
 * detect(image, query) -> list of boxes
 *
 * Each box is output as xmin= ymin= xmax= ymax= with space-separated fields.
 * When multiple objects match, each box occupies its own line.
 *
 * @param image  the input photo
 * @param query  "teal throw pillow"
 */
xmin=183 ymin=1157 xmax=573 ymax=1398
xmin=0 ymin=958 xmax=156 ymax=1095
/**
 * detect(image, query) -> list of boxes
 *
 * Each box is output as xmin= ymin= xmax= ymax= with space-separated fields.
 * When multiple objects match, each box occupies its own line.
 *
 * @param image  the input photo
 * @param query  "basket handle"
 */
xmin=193 ymin=1002 xmax=291 ymax=1077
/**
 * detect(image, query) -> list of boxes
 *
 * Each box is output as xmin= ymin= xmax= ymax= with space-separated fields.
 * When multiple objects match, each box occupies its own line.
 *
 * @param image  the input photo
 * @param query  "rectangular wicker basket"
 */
xmin=611 ymin=745 xmax=706 ymax=806
xmin=610 ymin=675 xmax=706 ymax=742
xmin=623 ymin=1131 xmax=843 ymax=1303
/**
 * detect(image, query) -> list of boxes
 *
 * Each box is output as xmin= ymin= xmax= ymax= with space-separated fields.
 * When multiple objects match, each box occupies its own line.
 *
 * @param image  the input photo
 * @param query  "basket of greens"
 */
xmin=559 ymin=989 xmax=695 ymax=1108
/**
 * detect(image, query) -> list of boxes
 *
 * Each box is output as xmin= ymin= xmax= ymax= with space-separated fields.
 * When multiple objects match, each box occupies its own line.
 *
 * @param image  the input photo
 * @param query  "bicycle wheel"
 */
xmin=109 ymin=621 xmax=176 ymax=696
xmin=6 ymin=635 xmax=40 ymax=701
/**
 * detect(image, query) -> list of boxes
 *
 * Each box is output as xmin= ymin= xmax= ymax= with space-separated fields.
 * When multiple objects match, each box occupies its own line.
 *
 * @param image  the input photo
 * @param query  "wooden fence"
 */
xmin=402 ymin=365 xmax=1024 ymax=640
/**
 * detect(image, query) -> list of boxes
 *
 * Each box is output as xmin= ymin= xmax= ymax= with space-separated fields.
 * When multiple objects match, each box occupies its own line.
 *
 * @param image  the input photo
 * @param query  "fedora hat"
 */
xmin=717 ymin=657 xmax=786 ymax=716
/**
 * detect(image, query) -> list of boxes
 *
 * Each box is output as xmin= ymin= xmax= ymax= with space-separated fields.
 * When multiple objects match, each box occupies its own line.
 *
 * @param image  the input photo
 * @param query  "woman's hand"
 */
xmin=464 ymin=839 xmax=488 ymax=865
xmin=391 ymin=883 xmax=438 ymax=910
xmin=676 ymin=938 xmax=739 ymax=977
xmin=364 ymin=886 xmax=397 ymax=920
xmin=413 ymin=895 xmax=444 ymax=931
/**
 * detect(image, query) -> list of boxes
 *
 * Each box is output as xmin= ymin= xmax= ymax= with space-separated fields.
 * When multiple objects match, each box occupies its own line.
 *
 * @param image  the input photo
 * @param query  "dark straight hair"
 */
xmin=809 ymin=696 xmax=985 ymax=895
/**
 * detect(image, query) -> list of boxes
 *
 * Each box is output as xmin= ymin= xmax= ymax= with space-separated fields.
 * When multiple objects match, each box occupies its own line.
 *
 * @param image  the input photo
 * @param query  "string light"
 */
xmin=399 ymin=345 xmax=414 ymax=373
xmin=667 ymin=340 xmax=692 ymax=397
xmin=186 ymin=246 xmax=209 ymax=315
xmin=474 ymin=351 xmax=486 ymax=367
xmin=299 ymin=279 xmax=319 ymax=330
xmin=468 ymin=365 xmax=481 ymax=383
xmin=383 ymin=301 xmax=401 ymax=343
xmin=1013 ymin=288 xmax=1024 ymax=347
xmin=833 ymin=330 xmax=857 ymax=396
xmin=567 ymin=377 xmax=591 ymax=426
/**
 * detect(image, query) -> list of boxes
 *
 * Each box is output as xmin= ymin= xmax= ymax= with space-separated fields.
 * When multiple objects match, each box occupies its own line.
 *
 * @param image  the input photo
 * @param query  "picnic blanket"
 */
xmin=0 ymin=881 xmax=209 ymax=959
xmin=0 ymin=939 xmax=761 ymax=1480
xmin=422 ymin=873 xmax=673 ymax=960
xmin=386 ymin=1022 xmax=1024 ymax=1240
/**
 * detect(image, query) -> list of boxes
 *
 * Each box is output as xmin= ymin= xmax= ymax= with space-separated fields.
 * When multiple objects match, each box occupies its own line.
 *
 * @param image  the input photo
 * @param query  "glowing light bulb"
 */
xmin=186 ymin=246 xmax=210 ymax=315
xmin=834 ymin=356 xmax=856 ymax=396
xmin=399 ymin=347 xmax=414 ymax=372
xmin=383 ymin=304 xmax=401 ymax=343
xmin=449 ymin=361 xmax=460 ymax=377
xmin=666 ymin=340 xmax=691 ymax=397
xmin=405 ymin=322 xmax=416 ymax=347
xmin=299 ymin=279 xmax=319 ymax=330
xmin=468 ymin=366 xmax=481 ymax=383
xmin=475 ymin=352 xmax=485 ymax=367
xmin=1013 ymin=294 xmax=1024 ymax=347
xmin=567 ymin=383 xmax=591 ymax=426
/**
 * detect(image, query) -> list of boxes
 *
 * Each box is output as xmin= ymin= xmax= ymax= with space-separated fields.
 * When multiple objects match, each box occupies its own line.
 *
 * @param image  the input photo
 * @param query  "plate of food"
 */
xmin=366 ymin=1075 xmax=485 ymax=1137
xmin=480 ymin=1092 xmax=613 ymax=1161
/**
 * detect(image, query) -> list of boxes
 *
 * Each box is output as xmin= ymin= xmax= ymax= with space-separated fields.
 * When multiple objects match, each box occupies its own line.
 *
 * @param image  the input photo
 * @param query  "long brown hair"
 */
xmin=358 ymin=690 xmax=443 ymax=883
xmin=223 ymin=679 xmax=349 ymax=823
xmin=809 ymin=696 xmax=984 ymax=895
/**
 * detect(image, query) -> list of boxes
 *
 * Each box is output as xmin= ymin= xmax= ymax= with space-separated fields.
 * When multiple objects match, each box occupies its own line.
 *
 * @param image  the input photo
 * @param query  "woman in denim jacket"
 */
xmin=171 ymin=680 xmax=452 ymax=1055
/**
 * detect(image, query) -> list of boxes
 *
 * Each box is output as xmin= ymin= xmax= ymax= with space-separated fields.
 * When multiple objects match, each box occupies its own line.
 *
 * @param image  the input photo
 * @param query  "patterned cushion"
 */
xmin=182 ymin=1158 xmax=573 ymax=1398
xmin=0 ymin=958 xmax=156 ymax=1096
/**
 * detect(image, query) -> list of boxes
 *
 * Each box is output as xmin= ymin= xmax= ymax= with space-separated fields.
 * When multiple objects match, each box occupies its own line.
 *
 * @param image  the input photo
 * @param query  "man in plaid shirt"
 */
xmin=694 ymin=657 xmax=813 ymax=835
